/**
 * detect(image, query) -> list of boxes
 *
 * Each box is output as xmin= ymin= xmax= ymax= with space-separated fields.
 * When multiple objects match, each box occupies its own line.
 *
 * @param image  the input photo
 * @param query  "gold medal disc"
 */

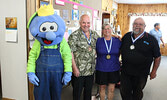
xmin=106 ymin=54 xmax=111 ymax=59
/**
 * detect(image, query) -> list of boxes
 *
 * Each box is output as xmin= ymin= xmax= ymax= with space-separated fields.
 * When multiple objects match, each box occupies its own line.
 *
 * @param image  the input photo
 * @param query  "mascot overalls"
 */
xmin=27 ymin=5 xmax=72 ymax=100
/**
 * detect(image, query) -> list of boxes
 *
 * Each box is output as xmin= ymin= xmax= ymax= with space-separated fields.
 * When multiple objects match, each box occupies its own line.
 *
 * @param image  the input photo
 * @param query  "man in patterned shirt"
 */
xmin=68 ymin=14 xmax=99 ymax=100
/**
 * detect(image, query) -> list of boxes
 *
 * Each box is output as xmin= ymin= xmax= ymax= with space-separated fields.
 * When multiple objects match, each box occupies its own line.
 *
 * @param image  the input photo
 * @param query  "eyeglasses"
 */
xmin=103 ymin=28 xmax=111 ymax=30
xmin=133 ymin=23 xmax=145 ymax=26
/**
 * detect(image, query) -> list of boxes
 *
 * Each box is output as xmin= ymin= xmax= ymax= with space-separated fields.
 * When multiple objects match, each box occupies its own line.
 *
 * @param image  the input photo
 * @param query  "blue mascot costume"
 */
xmin=27 ymin=5 xmax=72 ymax=100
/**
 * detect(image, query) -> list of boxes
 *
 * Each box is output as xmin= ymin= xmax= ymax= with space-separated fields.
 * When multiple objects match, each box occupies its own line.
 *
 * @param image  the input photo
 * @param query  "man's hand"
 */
xmin=112 ymin=34 xmax=122 ymax=41
xmin=162 ymin=43 xmax=165 ymax=48
xmin=150 ymin=56 xmax=161 ymax=80
xmin=150 ymin=71 xmax=157 ymax=80
xmin=73 ymin=67 xmax=80 ymax=77
xmin=72 ymin=52 xmax=80 ymax=77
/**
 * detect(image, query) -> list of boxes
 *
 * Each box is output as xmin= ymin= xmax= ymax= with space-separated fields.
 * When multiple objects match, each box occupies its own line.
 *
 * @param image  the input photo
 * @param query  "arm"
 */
xmin=68 ymin=31 xmax=80 ymax=77
xmin=27 ymin=39 xmax=40 ymax=86
xmin=112 ymin=34 xmax=122 ymax=41
xmin=150 ymin=56 xmax=161 ymax=80
xmin=27 ymin=39 xmax=40 ymax=73
xmin=60 ymin=38 xmax=72 ymax=72
xmin=59 ymin=38 xmax=73 ymax=85
xmin=71 ymin=53 xmax=80 ymax=77
xmin=160 ymin=37 xmax=165 ymax=47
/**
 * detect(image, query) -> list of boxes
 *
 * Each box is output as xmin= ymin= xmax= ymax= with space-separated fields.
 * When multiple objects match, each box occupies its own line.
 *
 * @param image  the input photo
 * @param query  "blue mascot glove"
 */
xmin=27 ymin=72 xmax=39 ymax=86
xmin=62 ymin=72 xmax=72 ymax=85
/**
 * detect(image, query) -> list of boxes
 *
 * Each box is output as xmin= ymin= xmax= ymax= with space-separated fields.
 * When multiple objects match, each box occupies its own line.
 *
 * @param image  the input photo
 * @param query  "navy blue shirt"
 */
xmin=96 ymin=37 xmax=121 ymax=72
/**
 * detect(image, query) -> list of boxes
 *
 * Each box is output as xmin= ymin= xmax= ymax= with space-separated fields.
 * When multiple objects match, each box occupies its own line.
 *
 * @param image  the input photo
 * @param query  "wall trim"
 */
xmin=2 ymin=98 xmax=15 ymax=100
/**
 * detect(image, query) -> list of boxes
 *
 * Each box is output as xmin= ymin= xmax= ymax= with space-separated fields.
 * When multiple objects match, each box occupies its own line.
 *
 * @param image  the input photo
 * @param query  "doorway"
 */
xmin=102 ymin=13 xmax=110 ymax=25
xmin=102 ymin=13 xmax=110 ymax=36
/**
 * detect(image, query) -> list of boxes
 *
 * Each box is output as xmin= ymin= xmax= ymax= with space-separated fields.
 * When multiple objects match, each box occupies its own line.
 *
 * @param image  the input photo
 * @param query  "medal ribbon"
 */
xmin=82 ymin=30 xmax=92 ymax=45
xmin=104 ymin=37 xmax=112 ymax=54
xmin=131 ymin=31 xmax=145 ymax=44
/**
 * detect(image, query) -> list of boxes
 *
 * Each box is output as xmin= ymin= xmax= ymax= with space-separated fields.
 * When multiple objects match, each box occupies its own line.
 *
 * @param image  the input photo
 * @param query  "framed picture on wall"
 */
xmin=72 ymin=9 xmax=79 ymax=20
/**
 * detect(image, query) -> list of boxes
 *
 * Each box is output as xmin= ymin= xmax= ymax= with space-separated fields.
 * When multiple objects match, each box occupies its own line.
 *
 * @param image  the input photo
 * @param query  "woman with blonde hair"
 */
xmin=95 ymin=23 xmax=121 ymax=100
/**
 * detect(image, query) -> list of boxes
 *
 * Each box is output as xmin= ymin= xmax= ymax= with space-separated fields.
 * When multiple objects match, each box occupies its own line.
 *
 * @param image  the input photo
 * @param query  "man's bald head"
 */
xmin=79 ymin=14 xmax=90 ymax=22
xmin=132 ymin=17 xmax=146 ymax=35
xmin=79 ymin=14 xmax=91 ymax=33
xmin=133 ymin=17 xmax=146 ymax=26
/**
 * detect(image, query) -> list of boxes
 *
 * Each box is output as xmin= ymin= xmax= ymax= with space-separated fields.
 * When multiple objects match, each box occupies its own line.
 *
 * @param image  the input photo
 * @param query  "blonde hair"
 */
xmin=102 ymin=23 xmax=112 ymax=30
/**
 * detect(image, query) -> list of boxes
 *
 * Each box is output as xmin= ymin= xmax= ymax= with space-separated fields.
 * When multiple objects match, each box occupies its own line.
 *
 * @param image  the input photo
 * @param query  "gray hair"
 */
xmin=102 ymin=23 xmax=112 ymax=30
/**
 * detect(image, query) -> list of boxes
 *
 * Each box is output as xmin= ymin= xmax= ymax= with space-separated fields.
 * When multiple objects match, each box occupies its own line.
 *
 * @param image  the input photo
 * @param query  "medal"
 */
xmin=130 ymin=45 xmax=135 ymax=50
xmin=88 ymin=46 xmax=92 ymax=52
xmin=82 ymin=30 xmax=92 ymax=45
xmin=131 ymin=31 xmax=145 ymax=50
xmin=106 ymin=54 xmax=111 ymax=59
xmin=104 ymin=38 xmax=112 ymax=60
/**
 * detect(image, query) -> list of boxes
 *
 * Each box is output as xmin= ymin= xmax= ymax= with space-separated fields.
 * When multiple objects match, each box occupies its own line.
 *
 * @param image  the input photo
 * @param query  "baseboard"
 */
xmin=2 ymin=98 xmax=15 ymax=100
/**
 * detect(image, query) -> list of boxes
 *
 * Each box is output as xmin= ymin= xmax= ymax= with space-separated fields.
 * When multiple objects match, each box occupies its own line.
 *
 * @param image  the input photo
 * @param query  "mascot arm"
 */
xmin=27 ymin=72 xmax=39 ymax=86
xmin=27 ymin=39 xmax=40 ymax=73
xmin=62 ymin=72 xmax=72 ymax=85
xmin=60 ymin=38 xmax=72 ymax=72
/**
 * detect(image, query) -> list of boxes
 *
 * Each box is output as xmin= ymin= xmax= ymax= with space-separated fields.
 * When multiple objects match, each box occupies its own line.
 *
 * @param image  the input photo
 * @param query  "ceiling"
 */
xmin=114 ymin=0 xmax=167 ymax=4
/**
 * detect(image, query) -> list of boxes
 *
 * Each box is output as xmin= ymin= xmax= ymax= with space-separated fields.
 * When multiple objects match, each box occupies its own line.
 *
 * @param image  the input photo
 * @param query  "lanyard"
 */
xmin=104 ymin=37 xmax=112 ymax=54
xmin=82 ymin=30 xmax=92 ymax=45
xmin=131 ymin=31 xmax=145 ymax=44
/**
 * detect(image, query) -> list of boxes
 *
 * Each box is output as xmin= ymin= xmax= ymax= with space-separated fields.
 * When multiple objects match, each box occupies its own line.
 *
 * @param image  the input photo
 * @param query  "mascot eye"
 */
xmin=50 ymin=26 xmax=54 ymax=30
xmin=42 ymin=27 xmax=47 ymax=31
xmin=40 ymin=22 xmax=58 ymax=32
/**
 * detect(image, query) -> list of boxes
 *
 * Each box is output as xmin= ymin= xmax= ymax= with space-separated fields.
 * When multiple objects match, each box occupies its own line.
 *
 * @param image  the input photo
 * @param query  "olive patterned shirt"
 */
xmin=68 ymin=28 xmax=99 ymax=76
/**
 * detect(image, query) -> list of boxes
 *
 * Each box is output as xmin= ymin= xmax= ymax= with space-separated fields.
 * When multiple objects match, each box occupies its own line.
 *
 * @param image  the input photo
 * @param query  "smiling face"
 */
xmin=79 ymin=15 xmax=90 ymax=33
xmin=29 ymin=13 xmax=65 ymax=46
xmin=102 ymin=24 xmax=112 ymax=38
xmin=132 ymin=18 xmax=146 ymax=35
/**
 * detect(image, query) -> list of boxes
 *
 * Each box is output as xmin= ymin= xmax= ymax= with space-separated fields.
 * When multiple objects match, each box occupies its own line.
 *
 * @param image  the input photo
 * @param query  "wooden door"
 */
xmin=102 ymin=13 xmax=110 ymax=36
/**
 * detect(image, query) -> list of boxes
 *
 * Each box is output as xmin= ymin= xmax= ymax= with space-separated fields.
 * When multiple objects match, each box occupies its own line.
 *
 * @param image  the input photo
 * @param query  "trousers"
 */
xmin=120 ymin=72 xmax=148 ymax=100
xmin=34 ymin=44 xmax=64 ymax=100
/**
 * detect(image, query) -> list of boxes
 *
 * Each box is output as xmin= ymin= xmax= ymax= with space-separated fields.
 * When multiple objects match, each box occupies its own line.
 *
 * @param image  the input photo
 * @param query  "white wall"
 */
xmin=0 ymin=0 xmax=28 ymax=100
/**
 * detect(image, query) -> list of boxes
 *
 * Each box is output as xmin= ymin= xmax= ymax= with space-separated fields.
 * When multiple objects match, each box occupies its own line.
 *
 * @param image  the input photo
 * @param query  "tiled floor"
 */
xmin=61 ymin=56 xmax=167 ymax=100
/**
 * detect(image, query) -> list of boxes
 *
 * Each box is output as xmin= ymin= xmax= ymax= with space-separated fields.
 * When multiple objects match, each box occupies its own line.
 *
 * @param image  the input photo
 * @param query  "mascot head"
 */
xmin=27 ymin=5 xmax=65 ymax=46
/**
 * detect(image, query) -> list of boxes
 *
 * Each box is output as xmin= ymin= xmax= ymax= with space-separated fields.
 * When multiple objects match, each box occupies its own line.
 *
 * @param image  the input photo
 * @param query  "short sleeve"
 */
xmin=159 ymin=30 xmax=162 ymax=38
xmin=96 ymin=38 xmax=100 ymax=51
xmin=151 ymin=36 xmax=161 ymax=58
xmin=68 ymin=33 xmax=78 ymax=52
xmin=120 ymin=33 xmax=127 ymax=50
xmin=94 ymin=31 xmax=100 ymax=40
